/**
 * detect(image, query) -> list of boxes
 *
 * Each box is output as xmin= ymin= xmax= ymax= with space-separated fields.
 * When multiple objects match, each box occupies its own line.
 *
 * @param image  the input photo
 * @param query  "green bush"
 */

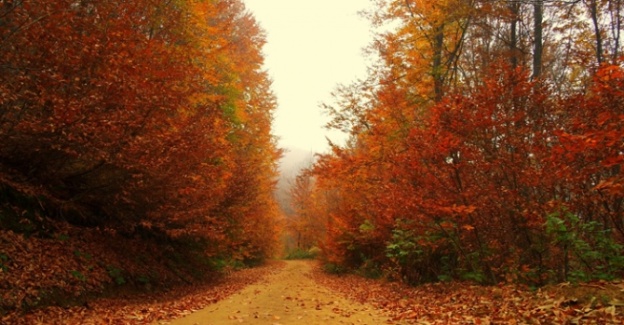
xmin=323 ymin=262 xmax=346 ymax=274
xmin=284 ymin=248 xmax=318 ymax=260
xmin=545 ymin=209 xmax=624 ymax=282
xmin=356 ymin=258 xmax=382 ymax=279
xmin=386 ymin=221 xmax=454 ymax=284
xmin=308 ymin=246 xmax=322 ymax=256
xmin=70 ymin=270 xmax=86 ymax=282
xmin=106 ymin=265 xmax=126 ymax=285
xmin=0 ymin=253 xmax=8 ymax=272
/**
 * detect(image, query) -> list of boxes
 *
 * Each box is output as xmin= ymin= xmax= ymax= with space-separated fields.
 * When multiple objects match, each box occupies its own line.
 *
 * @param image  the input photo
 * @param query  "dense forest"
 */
xmin=289 ymin=0 xmax=624 ymax=286
xmin=0 ymin=0 xmax=281 ymax=315
xmin=2 ymin=0 xmax=624 ymax=322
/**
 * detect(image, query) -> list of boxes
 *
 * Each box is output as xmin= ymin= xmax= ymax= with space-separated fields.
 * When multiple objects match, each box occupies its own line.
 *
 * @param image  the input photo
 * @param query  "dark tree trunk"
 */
xmin=533 ymin=0 xmax=543 ymax=79
xmin=509 ymin=2 xmax=520 ymax=69
xmin=589 ymin=0 xmax=604 ymax=65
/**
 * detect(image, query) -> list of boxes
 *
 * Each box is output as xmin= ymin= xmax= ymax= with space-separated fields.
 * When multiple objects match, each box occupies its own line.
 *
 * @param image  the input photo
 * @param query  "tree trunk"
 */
xmin=533 ymin=0 xmax=543 ymax=79
xmin=589 ymin=0 xmax=604 ymax=65
xmin=433 ymin=23 xmax=445 ymax=102
xmin=509 ymin=2 xmax=520 ymax=69
xmin=609 ymin=0 xmax=621 ymax=62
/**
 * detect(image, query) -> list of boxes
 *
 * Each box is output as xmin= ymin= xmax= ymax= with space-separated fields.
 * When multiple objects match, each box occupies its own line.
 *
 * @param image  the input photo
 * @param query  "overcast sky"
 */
xmin=244 ymin=0 xmax=373 ymax=154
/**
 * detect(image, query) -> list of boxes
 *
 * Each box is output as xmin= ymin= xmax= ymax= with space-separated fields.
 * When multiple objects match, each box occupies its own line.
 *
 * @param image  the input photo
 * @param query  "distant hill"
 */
xmin=275 ymin=147 xmax=316 ymax=214
xmin=279 ymin=147 xmax=316 ymax=178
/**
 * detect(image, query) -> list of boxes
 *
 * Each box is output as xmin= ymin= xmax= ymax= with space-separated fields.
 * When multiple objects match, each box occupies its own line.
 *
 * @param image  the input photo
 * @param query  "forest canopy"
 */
xmin=0 ymin=0 xmax=281 ymax=262
xmin=290 ymin=0 xmax=624 ymax=285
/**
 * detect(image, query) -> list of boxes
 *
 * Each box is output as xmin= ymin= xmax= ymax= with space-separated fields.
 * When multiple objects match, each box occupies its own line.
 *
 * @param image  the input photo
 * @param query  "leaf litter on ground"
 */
xmin=310 ymin=264 xmax=624 ymax=324
xmin=4 ymin=258 xmax=624 ymax=324
xmin=2 ymin=261 xmax=284 ymax=325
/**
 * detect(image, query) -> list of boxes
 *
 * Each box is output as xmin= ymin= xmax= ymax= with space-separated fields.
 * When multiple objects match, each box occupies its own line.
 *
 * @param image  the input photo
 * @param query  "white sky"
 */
xmin=244 ymin=0 xmax=373 ymax=154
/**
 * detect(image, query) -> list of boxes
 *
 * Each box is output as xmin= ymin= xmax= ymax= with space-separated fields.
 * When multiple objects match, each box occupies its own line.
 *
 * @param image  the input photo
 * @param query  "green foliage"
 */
xmin=385 ymin=221 xmax=458 ymax=284
xmin=356 ymin=258 xmax=383 ymax=279
xmin=230 ymin=259 xmax=248 ymax=270
xmin=73 ymin=250 xmax=92 ymax=261
xmin=308 ymin=246 xmax=322 ymax=256
xmin=545 ymin=209 xmax=624 ymax=282
xmin=106 ymin=265 xmax=126 ymax=285
xmin=208 ymin=257 xmax=249 ymax=274
xmin=284 ymin=247 xmax=319 ymax=260
xmin=386 ymin=226 xmax=421 ymax=265
xmin=0 ymin=253 xmax=8 ymax=272
xmin=386 ymin=225 xmax=428 ymax=283
xmin=69 ymin=270 xmax=86 ymax=282
xmin=137 ymin=275 xmax=150 ymax=285
xmin=359 ymin=219 xmax=375 ymax=233
xmin=460 ymin=270 xmax=486 ymax=283
xmin=323 ymin=262 xmax=346 ymax=274
xmin=209 ymin=258 xmax=229 ymax=272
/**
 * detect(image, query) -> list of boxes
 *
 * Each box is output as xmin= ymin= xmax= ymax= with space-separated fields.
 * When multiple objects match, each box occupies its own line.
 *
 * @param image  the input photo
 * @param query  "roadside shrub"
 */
xmin=284 ymin=248 xmax=317 ymax=260
xmin=545 ymin=209 xmax=624 ymax=282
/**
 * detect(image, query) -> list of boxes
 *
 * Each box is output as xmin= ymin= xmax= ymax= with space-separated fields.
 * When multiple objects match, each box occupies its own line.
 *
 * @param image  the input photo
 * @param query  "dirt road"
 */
xmin=161 ymin=260 xmax=404 ymax=325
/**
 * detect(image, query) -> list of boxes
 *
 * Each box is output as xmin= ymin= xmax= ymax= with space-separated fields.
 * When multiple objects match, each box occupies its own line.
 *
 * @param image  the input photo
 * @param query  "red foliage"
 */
xmin=0 ymin=0 xmax=281 ymax=315
xmin=306 ymin=1 xmax=624 ymax=287
xmin=0 ymin=0 xmax=280 ymax=255
xmin=311 ymin=64 xmax=624 ymax=285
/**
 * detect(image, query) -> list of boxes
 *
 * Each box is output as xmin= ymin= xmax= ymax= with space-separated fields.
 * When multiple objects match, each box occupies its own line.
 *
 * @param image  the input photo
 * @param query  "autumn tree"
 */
xmin=0 ymin=0 xmax=281 ymax=264
xmin=285 ymin=172 xmax=328 ymax=251
xmin=310 ymin=0 xmax=624 ymax=285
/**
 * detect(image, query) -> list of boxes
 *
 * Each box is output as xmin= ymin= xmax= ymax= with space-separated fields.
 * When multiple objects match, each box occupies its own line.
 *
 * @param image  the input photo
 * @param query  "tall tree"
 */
xmin=533 ymin=0 xmax=544 ymax=78
xmin=0 ymin=0 xmax=281 ymax=262
xmin=311 ymin=0 xmax=624 ymax=285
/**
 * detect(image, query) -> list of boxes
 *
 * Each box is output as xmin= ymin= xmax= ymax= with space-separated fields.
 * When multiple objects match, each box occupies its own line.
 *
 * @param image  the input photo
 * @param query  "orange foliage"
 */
xmin=313 ymin=63 xmax=624 ymax=284
xmin=0 ymin=0 xmax=281 ymax=274
xmin=306 ymin=0 xmax=624 ymax=285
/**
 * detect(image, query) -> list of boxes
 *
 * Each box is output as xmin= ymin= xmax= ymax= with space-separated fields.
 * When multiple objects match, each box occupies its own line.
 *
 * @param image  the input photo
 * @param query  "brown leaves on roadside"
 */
xmin=311 ymin=264 xmax=624 ymax=324
xmin=2 ymin=261 xmax=284 ymax=324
